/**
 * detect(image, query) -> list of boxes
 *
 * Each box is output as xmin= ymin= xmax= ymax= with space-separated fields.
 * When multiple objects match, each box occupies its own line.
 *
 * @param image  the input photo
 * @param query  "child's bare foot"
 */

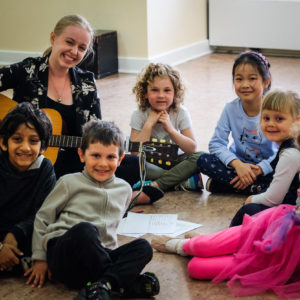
xmin=151 ymin=236 xmax=188 ymax=256
xmin=151 ymin=236 xmax=174 ymax=253
xmin=184 ymin=231 xmax=199 ymax=239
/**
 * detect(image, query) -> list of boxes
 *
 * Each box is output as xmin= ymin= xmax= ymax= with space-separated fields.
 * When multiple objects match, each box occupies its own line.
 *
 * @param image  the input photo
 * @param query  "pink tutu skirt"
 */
xmin=213 ymin=205 xmax=300 ymax=298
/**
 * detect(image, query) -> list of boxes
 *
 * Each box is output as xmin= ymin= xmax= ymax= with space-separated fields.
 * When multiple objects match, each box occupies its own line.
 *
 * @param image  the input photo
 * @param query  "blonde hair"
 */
xmin=262 ymin=90 xmax=300 ymax=119
xmin=132 ymin=63 xmax=185 ymax=111
xmin=43 ymin=14 xmax=94 ymax=57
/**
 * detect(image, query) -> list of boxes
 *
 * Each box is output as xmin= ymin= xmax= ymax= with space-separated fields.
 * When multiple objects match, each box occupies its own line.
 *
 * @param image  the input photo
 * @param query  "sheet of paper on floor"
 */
xmin=122 ymin=212 xmax=177 ymax=234
xmin=117 ymin=213 xmax=202 ymax=238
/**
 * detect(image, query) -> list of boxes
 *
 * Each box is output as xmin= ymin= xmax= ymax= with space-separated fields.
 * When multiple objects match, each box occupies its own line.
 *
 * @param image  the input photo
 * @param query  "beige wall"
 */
xmin=0 ymin=0 xmax=148 ymax=57
xmin=0 ymin=0 xmax=207 ymax=60
xmin=147 ymin=0 xmax=207 ymax=57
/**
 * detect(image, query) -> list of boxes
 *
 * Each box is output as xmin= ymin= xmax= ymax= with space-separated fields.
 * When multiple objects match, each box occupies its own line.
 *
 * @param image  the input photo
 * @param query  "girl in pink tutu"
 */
xmin=151 ymin=90 xmax=300 ymax=298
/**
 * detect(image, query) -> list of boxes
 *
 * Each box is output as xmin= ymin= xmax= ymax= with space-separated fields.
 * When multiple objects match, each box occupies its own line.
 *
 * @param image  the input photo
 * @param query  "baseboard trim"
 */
xmin=0 ymin=50 xmax=42 ymax=66
xmin=0 ymin=40 xmax=212 ymax=73
xmin=119 ymin=39 xmax=212 ymax=73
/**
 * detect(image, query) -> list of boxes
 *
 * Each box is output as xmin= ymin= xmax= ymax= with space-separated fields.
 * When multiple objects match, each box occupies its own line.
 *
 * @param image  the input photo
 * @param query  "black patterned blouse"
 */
xmin=0 ymin=55 xmax=101 ymax=136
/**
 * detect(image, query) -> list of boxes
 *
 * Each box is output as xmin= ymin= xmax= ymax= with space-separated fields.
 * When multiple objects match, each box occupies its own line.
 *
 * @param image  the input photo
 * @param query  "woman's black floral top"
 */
xmin=0 ymin=55 xmax=101 ymax=135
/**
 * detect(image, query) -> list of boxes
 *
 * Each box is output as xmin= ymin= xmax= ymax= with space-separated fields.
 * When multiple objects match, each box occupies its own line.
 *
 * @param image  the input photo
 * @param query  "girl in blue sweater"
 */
xmin=198 ymin=51 xmax=278 ymax=194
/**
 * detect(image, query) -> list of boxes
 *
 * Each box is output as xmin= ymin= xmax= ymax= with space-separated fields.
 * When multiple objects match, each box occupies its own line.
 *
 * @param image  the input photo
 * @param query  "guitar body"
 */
xmin=0 ymin=94 xmax=63 ymax=165
xmin=43 ymin=108 xmax=62 ymax=165
xmin=0 ymin=94 xmax=16 ymax=119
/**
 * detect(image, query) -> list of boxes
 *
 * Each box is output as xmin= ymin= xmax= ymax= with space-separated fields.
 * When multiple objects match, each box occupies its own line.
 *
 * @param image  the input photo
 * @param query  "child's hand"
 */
xmin=252 ymin=165 xmax=263 ymax=177
xmin=245 ymin=196 xmax=253 ymax=204
xmin=25 ymin=260 xmax=49 ymax=288
xmin=146 ymin=109 xmax=162 ymax=127
xmin=0 ymin=243 xmax=23 ymax=271
xmin=158 ymin=111 xmax=174 ymax=133
xmin=230 ymin=160 xmax=258 ymax=188
xmin=130 ymin=109 xmax=164 ymax=145
xmin=230 ymin=176 xmax=248 ymax=190
xmin=230 ymin=163 xmax=262 ymax=189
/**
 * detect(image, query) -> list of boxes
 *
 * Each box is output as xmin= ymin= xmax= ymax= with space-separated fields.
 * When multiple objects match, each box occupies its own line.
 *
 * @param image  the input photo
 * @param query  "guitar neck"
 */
xmin=48 ymin=136 xmax=142 ymax=150
xmin=49 ymin=135 xmax=82 ymax=148
xmin=48 ymin=136 xmax=178 ymax=162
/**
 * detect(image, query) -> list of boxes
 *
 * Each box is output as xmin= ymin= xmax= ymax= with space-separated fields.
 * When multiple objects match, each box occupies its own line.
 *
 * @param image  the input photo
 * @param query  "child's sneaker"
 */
xmin=206 ymin=178 xmax=235 ymax=194
xmin=74 ymin=281 xmax=111 ymax=300
xmin=176 ymin=173 xmax=203 ymax=191
xmin=132 ymin=180 xmax=153 ymax=190
xmin=205 ymin=177 xmax=215 ymax=192
xmin=120 ymin=272 xmax=160 ymax=298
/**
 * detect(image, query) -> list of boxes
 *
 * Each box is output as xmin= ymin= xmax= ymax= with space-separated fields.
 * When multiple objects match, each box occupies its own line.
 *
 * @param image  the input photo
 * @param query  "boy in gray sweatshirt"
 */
xmin=25 ymin=120 xmax=159 ymax=300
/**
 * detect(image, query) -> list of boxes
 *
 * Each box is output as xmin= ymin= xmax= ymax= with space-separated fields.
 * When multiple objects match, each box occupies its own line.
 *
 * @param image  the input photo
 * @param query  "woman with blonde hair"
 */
xmin=0 ymin=14 xmax=100 ymax=178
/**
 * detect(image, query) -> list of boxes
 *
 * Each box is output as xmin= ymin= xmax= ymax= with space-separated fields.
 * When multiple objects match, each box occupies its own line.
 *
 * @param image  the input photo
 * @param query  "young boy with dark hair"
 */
xmin=0 ymin=102 xmax=55 ymax=274
xmin=26 ymin=120 xmax=159 ymax=300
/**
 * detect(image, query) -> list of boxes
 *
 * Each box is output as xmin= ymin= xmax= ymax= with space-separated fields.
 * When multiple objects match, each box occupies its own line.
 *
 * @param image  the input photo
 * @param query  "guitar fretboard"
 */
xmin=49 ymin=135 xmax=82 ymax=148
xmin=48 ymin=136 xmax=179 ymax=166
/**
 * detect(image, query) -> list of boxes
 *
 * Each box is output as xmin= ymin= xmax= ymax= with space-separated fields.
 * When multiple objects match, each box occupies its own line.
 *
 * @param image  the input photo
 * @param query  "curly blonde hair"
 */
xmin=132 ymin=63 xmax=185 ymax=111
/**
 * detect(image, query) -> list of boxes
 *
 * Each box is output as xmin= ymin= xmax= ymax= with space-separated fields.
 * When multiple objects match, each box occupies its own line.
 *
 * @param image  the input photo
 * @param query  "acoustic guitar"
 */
xmin=0 ymin=94 xmax=179 ymax=169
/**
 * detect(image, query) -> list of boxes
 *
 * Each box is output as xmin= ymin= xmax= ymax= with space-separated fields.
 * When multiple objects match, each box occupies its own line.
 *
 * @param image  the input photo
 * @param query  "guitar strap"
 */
xmin=124 ymin=145 xmax=147 ymax=216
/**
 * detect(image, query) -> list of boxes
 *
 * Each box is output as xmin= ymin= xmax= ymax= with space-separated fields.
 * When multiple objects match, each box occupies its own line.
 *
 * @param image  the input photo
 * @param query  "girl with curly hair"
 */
xmin=130 ymin=63 xmax=203 ymax=204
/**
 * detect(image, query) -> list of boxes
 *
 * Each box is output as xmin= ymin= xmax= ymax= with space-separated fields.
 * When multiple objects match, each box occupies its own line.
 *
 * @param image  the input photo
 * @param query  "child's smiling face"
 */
xmin=146 ymin=76 xmax=175 ymax=112
xmin=234 ymin=63 xmax=270 ymax=106
xmin=1 ymin=123 xmax=43 ymax=172
xmin=78 ymin=142 xmax=123 ymax=182
xmin=260 ymin=109 xmax=299 ymax=146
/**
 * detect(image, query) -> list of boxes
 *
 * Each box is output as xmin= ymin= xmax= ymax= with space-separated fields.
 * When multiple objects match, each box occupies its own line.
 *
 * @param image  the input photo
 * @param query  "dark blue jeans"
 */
xmin=197 ymin=153 xmax=273 ymax=194
xmin=47 ymin=222 xmax=153 ymax=290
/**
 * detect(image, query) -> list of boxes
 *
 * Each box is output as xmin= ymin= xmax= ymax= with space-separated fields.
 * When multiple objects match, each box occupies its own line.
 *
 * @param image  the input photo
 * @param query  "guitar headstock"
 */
xmin=143 ymin=139 xmax=178 ymax=160
xmin=127 ymin=138 xmax=179 ymax=169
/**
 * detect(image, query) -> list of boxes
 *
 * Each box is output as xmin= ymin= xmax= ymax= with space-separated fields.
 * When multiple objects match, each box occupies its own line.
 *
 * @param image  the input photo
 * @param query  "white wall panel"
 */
xmin=209 ymin=0 xmax=300 ymax=50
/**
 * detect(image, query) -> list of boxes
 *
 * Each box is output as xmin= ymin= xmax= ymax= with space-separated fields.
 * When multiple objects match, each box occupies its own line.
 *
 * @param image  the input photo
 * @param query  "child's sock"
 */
xmin=165 ymin=238 xmax=189 ymax=256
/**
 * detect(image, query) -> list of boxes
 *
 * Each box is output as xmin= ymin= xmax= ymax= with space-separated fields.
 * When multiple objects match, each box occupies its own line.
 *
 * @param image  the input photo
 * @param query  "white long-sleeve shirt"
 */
xmin=252 ymin=148 xmax=300 ymax=207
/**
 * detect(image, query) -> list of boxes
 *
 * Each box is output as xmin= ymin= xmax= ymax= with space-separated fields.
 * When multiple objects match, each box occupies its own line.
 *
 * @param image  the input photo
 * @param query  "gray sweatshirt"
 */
xmin=32 ymin=168 xmax=132 ymax=261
